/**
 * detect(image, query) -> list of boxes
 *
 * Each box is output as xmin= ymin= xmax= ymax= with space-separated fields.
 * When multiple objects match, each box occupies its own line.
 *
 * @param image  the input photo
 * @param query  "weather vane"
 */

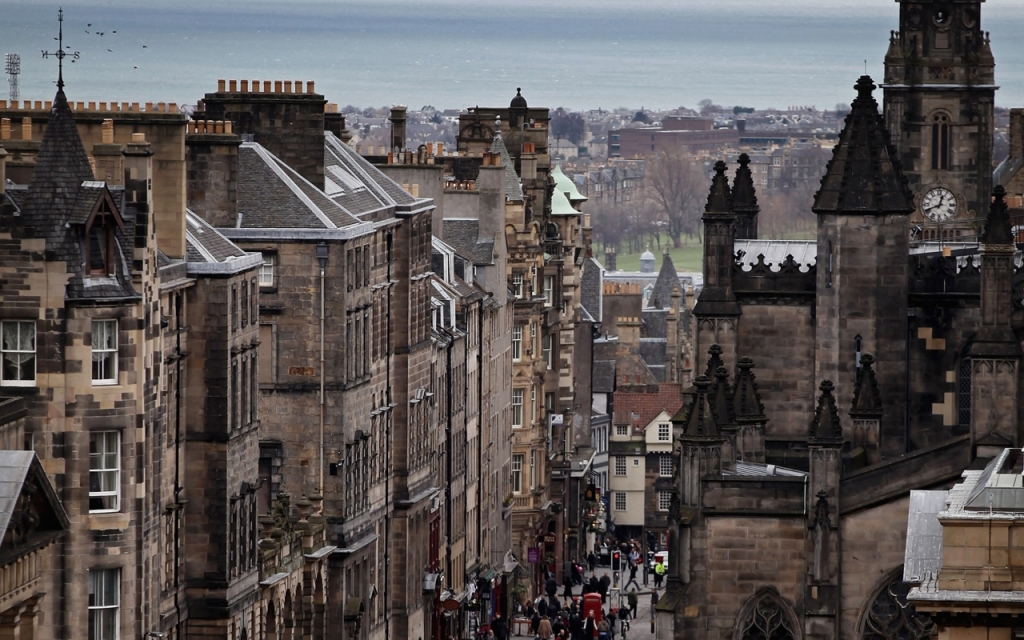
xmin=41 ymin=8 xmax=79 ymax=90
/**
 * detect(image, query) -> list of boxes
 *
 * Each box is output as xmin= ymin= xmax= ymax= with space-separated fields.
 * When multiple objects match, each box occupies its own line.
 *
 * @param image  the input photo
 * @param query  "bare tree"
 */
xmin=641 ymin=146 xmax=708 ymax=248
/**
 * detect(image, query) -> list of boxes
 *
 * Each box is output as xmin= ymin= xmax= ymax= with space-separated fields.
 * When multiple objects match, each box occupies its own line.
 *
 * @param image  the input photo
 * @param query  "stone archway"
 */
xmin=858 ymin=566 xmax=933 ymax=640
xmin=734 ymin=588 xmax=800 ymax=640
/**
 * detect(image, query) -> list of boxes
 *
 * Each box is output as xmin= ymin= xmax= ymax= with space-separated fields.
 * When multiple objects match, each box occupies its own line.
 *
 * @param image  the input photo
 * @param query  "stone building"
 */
xmin=0 ymin=80 xmax=332 ymax=640
xmin=451 ymin=90 xmax=593 ymax=589
xmin=657 ymin=2 xmax=1024 ymax=636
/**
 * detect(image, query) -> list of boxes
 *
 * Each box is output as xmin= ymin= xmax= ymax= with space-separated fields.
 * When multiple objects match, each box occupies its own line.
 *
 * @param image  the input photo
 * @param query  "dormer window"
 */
xmin=87 ymin=222 xmax=111 ymax=275
xmin=76 ymin=185 xmax=124 ymax=278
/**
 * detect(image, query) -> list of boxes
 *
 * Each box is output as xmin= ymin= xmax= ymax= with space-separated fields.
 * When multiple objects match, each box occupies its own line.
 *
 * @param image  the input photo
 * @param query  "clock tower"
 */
xmin=882 ymin=0 xmax=996 ymax=241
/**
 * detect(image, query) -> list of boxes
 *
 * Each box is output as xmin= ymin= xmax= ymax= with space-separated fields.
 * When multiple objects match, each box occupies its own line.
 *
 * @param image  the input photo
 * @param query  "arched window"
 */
xmin=931 ymin=113 xmax=951 ymax=171
xmin=860 ymin=569 xmax=933 ymax=640
xmin=735 ymin=589 xmax=798 ymax=640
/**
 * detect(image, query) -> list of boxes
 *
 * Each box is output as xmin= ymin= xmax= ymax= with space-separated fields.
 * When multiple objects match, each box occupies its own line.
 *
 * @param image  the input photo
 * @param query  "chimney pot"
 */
xmin=263 ymin=80 xmax=271 ymax=93
xmin=34 ymin=101 xmax=41 ymax=110
xmin=21 ymin=118 xmax=31 ymax=141
xmin=225 ymin=121 xmax=233 ymax=134
xmin=102 ymin=119 xmax=114 ymax=144
xmin=284 ymin=80 xmax=292 ymax=94
xmin=229 ymin=80 xmax=237 ymax=92
xmin=274 ymin=80 xmax=283 ymax=93
xmin=241 ymin=80 xmax=249 ymax=92
xmin=132 ymin=132 xmax=146 ymax=142
xmin=307 ymin=81 xmax=315 ymax=93
xmin=0 ymin=119 xmax=9 ymax=140
xmin=169 ymin=103 xmax=177 ymax=112
xmin=218 ymin=79 xmax=227 ymax=92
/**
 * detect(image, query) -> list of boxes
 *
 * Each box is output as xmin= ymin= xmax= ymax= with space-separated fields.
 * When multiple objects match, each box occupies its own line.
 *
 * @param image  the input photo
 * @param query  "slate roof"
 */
xmin=651 ymin=253 xmax=681 ymax=309
xmin=238 ymin=144 xmax=341 ymax=228
xmin=580 ymin=257 xmax=604 ymax=322
xmin=812 ymin=76 xmax=915 ymax=215
xmin=324 ymin=132 xmax=419 ymax=212
xmin=489 ymin=134 xmax=524 ymax=202
xmin=642 ymin=308 xmax=668 ymax=339
xmin=639 ymin=338 xmax=667 ymax=382
xmin=14 ymin=89 xmax=137 ymax=301
xmin=442 ymin=218 xmax=494 ymax=265
xmin=185 ymin=211 xmax=263 ymax=275
xmin=593 ymin=360 xmax=617 ymax=394
xmin=0 ymin=450 xmax=69 ymax=566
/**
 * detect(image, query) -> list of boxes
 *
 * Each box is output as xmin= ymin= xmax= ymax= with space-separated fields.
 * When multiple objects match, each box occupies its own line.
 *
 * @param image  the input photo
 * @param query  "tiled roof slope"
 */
xmin=612 ymin=383 xmax=684 ymax=428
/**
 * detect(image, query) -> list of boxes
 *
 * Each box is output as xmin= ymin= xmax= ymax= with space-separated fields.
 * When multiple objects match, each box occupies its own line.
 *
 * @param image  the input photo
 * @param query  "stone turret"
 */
xmin=805 ymin=380 xmax=843 ymax=639
xmin=710 ymin=366 xmax=737 ymax=472
xmin=967 ymin=186 xmax=1022 ymax=453
xmin=849 ymin=353 xmax=882 ymax=465
xmin=731 ymin=153 xmax=760 ymax=239
xmin=813 ymin=76 xmax=913 ymax=457
xmin=732 ymin=357 xmax=767 ymax=463
xmin=694 ymin=162 xmax=740 ymax=375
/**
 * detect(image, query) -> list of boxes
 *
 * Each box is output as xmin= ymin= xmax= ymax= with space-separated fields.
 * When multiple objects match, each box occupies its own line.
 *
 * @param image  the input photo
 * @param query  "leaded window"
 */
xmin=738 ymin=593 xmax=796 ymax=640
xmin=861 ymin=577 xmax=933 ymax=640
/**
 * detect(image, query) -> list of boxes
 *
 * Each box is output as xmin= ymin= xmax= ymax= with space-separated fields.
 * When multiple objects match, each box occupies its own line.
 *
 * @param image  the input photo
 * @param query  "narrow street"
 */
xmin=513 ymin=566 xmax=662 ymax=640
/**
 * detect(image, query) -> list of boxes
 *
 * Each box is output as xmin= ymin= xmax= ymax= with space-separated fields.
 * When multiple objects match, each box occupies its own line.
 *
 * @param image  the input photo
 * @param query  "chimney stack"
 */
xmin=390 ymin=106 xmax=408 ymax=154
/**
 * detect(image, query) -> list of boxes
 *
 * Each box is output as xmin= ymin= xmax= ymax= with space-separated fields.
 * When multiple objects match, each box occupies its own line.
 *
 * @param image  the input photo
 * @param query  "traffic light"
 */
xmin=612 ymin=550 xmax=621 ymax=572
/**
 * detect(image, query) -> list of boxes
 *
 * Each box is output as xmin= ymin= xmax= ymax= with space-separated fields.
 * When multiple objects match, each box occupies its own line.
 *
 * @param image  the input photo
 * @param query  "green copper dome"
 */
xmin=550 ymin=186 xmax=577 ymax=216
xmin=551 ymin=162 xmax=587 ymax=203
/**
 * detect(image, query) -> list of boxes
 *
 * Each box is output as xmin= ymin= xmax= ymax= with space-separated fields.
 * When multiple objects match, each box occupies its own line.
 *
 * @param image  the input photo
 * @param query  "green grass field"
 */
xmin=600 ymin=243 xmax=704 ymax=273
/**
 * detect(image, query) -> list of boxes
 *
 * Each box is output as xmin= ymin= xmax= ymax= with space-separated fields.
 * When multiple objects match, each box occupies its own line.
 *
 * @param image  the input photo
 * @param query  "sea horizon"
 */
xmin=2 ymin=0 xmax=1023 ymax=112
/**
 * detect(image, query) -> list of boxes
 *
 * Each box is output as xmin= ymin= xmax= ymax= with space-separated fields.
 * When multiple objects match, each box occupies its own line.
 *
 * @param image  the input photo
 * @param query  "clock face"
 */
xmin=922 ymin=188 xmax=957 ymax=222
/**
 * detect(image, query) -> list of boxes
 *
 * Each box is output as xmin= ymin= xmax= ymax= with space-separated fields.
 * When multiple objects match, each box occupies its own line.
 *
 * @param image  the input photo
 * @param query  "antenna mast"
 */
xmin=4 ymin=54 xmax=19 ymax=103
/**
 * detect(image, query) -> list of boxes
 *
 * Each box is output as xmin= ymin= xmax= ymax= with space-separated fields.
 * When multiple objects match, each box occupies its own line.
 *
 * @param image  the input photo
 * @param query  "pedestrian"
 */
xmin=627 ymin=591 xmax=638 ymax=619
xmin=564 ymin=579 xmax=573 ymax=602
xmin=587 ymin=551 xmax=596 ymax=573
xmin=584 ymin=612 xmax=596 ymax=640
xmin=538 ymin=615 xmax=553 ymax=640
xmin=624 ymin=563 xmax=640 ymax=592
xmin=538 ymin=597 xmax=548 ymax=618
xmin=546 ymin=576 xmax=558 ymax=601
xmin=606 ymin=608 xmax=617 ymax=640
xmin=598 ymin=575 xmax=610 ymax=603
xmin=654 ymin=560 xmax=665 ymax=589
xmin=493 ymin=614 xmax=508 ymax=640
xmin=597 ymin=618 xmax=610 ymax=640
xmin=532 ymin=611 xmax=542 ymax=637
xmin=569 ymin=612 xmax=583 ymax=640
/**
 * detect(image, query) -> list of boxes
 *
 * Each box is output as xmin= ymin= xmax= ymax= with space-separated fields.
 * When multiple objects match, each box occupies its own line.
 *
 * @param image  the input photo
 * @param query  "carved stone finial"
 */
xmin=850 ymin=353 xmax=883 ymax=419
xmin=809 ymin=380 xmax=843 ymax=444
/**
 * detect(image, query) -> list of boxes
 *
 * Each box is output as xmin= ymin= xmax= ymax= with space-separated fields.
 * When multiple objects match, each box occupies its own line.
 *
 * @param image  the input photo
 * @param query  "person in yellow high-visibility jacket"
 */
xmin=653 ymin=561 xmax=665 ymax=589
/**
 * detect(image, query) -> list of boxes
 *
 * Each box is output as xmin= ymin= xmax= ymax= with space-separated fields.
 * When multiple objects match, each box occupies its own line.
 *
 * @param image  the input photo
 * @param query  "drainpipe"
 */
xmin=316 ymin=243 xmax=330 ymax=496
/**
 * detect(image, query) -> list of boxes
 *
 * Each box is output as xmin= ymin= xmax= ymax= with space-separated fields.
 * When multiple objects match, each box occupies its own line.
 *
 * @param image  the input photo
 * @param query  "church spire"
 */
xmin=731 ymin=153 xmax=760 ymax=239
xmin=813 ymin=76 xmax=914 ymax=216
xmin=732 ymin=357 xmax=767 ymax=425
xmin=705 ymin=160 xmax=732 ymax=216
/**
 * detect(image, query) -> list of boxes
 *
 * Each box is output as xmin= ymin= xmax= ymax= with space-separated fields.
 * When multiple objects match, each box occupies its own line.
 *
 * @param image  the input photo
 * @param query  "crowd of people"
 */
xmin=489 ymin=551 xmax=668 ymax=640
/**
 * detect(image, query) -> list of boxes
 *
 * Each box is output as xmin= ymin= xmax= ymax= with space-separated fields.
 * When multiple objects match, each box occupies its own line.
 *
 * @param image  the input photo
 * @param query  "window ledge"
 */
xmin=92 ymin=380 xmax=118 ymax=387
xmin=88 ymin=511 xmax=129 ymax=531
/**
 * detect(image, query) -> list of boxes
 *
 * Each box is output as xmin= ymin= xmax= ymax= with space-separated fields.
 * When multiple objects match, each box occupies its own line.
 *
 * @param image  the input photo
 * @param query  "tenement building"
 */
xmin=0 ymin=74 xmax=518 ymax=640
xmin=658 ymin=2 xmax=1024 ymax=638
xmin=453 ymin=91 xmax=593 ymax=590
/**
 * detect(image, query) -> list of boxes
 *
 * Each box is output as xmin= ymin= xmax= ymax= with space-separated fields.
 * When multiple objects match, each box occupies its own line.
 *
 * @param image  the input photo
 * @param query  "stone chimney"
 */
xmin=123 ymin=132 xmax=161 ymax=264
xmin=186 ymin=120 xmax=242 ymax=229
xmin=604 ymin=245 xmax=616 ymax=271
xmin=390 ymin=106 xmax=407 ymax=153
xmin=92 ymin=119 xmax=124 ymax=185
xmin=1010 ymin=108 xmax=1023 ymax=162
xmin=199 ymin=78 xmax=326 ymax=189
